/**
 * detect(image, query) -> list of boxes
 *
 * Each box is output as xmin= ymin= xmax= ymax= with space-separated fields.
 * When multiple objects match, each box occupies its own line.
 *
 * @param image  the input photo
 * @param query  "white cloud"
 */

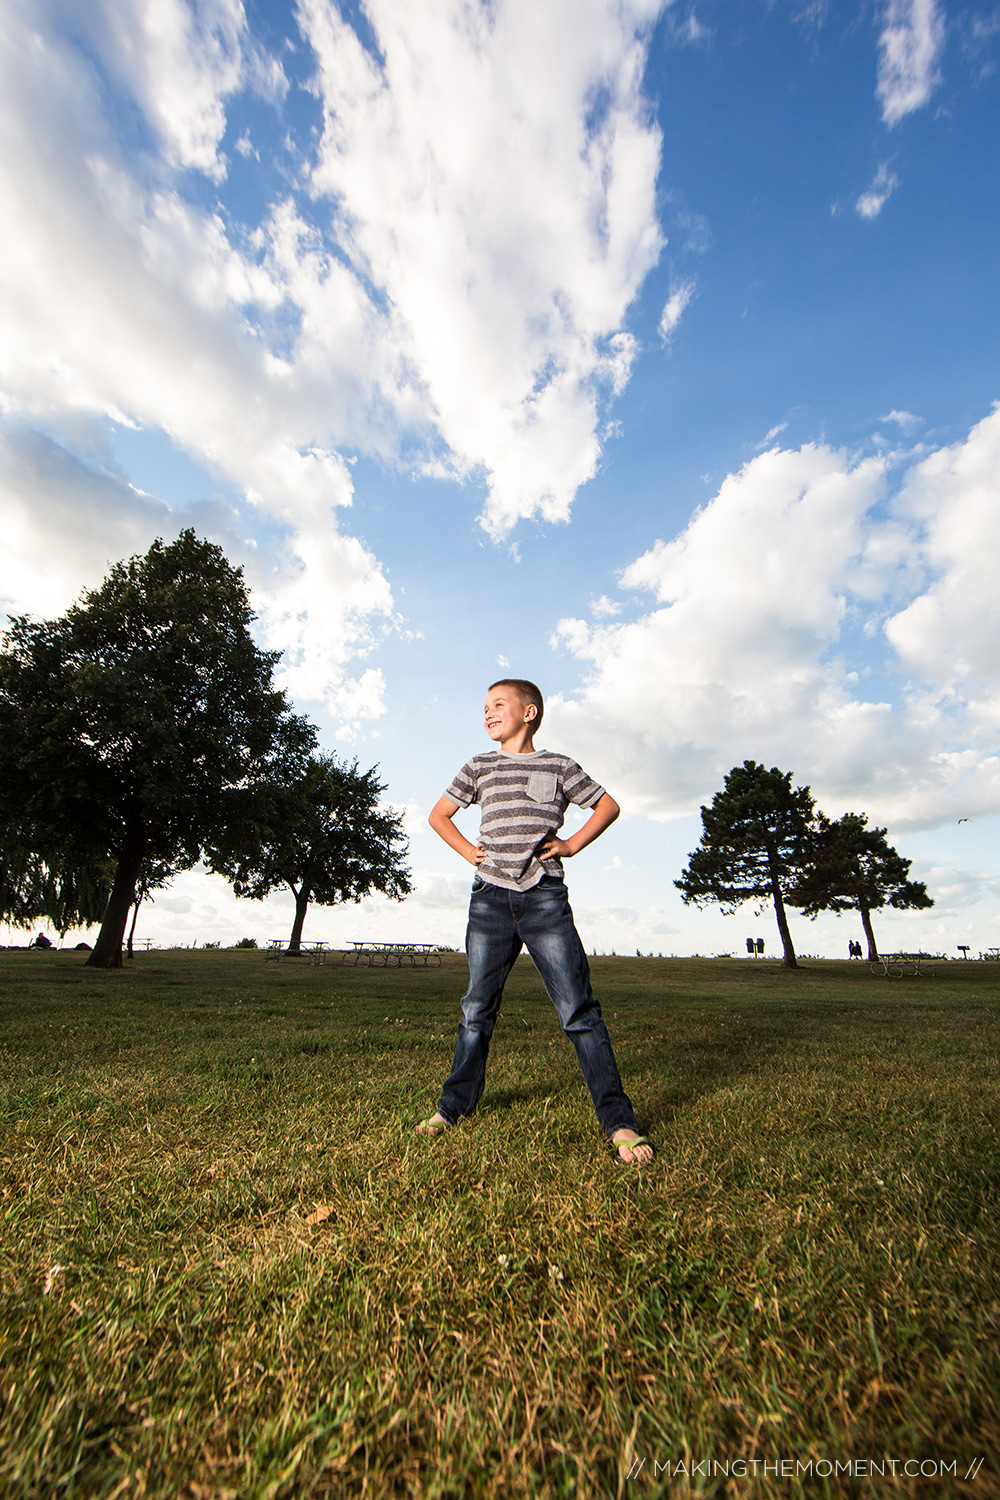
xmin=0 ymin=425 xmax=171 ymax=619
xmin=0 ymin=420 xmax=392 ymax=724
xmin=0 ymin=1 xmax=403 ymax=723
xmin=855 ymin=162 xmax=900 ymax=219
xmin=917 ymin=862 xmax=1000 ymax=913
xmin=66 ymin=0 xmax=266 ymax=181
xmin=300 ymin=0 xmax=668 ymax=537
xmin=99 ymin=865 xmax=669 ymax=955
xmin=880 ymin=409 xmax=923 ymax=431
xmin=32 ymin=862 xmax=477 ymax=951
xmin=574 ymin=902 xmax=679 ymax=946
xmin=876 ymin=0 xmax=946 ymax=126
xmin=546 ymin=413 xmax=1000 ymax=832
xmin=0 ymin=0 xmax=671 ymax=721
xmin=256 ymin=536 xmax=394 ymax=729
xmin=549 ymin=443 xmax=895 ymax=811
xmin=791 ymin=1 xmax=830 ymax=31
xmin=960 ymin=10 xmax=1000 ymax=81
xmin=658 ymin=278 xmax=696 ymax=341
xmin=755 ymin=422 xmax=788 ymax=450
xmin=886 ymin=404 xmax=1000 ymax=730
xmin=664 ymin=9 xmax=712 ymax=47
xmin=663 ymin=192 xmax=712 ymax=256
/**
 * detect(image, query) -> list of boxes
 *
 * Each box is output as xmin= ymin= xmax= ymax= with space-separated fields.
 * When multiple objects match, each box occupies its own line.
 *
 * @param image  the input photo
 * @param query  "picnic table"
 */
xmin=981 ymin=947 xmax=1000 ymax=961
xmin=871 ymin=952 xmax=937 ymax=978
xmin=343 ymin=941 xmax=441 ymax=969
xmin=265 ymin=939 xmax=330 ymax=964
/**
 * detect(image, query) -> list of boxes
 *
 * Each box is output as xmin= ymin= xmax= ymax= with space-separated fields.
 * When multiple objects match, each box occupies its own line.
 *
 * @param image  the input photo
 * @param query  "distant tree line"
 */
xmin=676 ymin=760 xmax=933 ymax=968
xmin=0 ymin=531 xmax=410 ymax=967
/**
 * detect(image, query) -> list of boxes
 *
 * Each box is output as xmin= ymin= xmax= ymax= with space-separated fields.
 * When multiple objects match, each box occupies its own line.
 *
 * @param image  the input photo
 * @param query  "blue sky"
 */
xmin=2 ymin=0 xmax=999 ymax=957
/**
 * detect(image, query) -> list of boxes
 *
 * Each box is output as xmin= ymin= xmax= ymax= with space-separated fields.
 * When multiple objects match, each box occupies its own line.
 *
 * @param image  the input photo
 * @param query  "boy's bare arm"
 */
xmin=538 ymin=792 xmax=620 ymax=861
xmin=429 ymin=795 xmax=487 ymax=865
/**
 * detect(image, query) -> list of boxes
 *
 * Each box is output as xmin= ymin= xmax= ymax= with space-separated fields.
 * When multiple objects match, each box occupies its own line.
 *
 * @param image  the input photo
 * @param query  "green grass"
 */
xmin=1 ymin=950 xmax=998 ymax=1498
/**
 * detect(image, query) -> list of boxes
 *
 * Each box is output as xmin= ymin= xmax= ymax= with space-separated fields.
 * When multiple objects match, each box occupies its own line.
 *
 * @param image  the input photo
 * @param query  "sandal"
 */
xmin=415 ymin=1115 xmax=451 ymax=1136
xmin=612 ymin=1132 xmax=654 ymax=1165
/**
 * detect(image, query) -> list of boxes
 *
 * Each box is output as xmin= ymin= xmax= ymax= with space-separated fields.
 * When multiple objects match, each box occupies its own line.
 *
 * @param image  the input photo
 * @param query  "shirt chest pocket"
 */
xmin=526 ymin=771 xmax=557 ymax=804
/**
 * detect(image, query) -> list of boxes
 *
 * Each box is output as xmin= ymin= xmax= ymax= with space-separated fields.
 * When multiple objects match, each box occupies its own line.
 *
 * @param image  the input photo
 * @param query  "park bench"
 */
xmin=871 ymin=952 xmax=936 ymax=978
xmin=343 ymin=941 xmax=441 ymax=969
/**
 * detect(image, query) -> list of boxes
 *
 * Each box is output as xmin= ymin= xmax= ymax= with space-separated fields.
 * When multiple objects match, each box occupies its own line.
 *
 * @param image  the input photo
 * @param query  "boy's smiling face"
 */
xmin=484 ymin=686 xmax=535 ymax=746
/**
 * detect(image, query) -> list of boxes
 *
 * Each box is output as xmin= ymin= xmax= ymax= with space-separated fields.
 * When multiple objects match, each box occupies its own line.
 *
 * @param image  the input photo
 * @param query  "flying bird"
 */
xmin=958 ymin=818 xmax=969 ymax=823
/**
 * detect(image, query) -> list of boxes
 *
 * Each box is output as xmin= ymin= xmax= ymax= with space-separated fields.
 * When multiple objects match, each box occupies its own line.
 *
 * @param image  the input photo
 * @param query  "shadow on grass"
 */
xmin=624 ymin=997 xmax=910 ymax=1137
xmin=471 ymin=1082 xmax=582 ymax=1116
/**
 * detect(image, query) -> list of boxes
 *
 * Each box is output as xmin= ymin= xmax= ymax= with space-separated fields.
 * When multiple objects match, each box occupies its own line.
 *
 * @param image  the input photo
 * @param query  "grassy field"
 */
xmin=1 ymin=949 xmax=998 ymax=1499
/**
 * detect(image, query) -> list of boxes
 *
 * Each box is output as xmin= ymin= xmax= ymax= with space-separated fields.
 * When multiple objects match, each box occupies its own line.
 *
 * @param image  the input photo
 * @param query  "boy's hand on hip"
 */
xmin=470 ymin=842 xmax=487 ymax=866
xmin=537 ymin=797 xmax=619 ymax=863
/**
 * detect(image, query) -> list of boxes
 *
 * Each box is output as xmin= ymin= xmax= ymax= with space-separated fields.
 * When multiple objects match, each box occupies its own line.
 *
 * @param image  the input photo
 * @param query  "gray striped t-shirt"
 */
xmin=445 ymin=749 xmax=605 ymax=892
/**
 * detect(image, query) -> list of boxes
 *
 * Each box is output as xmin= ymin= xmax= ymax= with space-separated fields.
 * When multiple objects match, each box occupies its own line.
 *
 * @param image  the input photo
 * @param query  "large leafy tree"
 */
xmin=791 ymin=811 xmax=933 ymax=960
xmin=0 ymin=837 xmax=112 ymax=938
xmin=676 ymin=760 xmax=816 ymax=968
xmin=0 ymin=530 xmax=314 ymax=967
xmin=209 ymin=753 xmax=411 ymax=951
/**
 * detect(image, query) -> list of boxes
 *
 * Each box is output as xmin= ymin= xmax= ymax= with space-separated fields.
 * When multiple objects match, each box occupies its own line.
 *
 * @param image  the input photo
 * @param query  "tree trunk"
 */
xmin=287 ymin=886 xmax=311 ymax=953
xmin=771 ymin=890 xmax=799 ymax=967
xmin=126 ymin=894 xmax=143 ymax=958
xmin=767 ymin=848 xmax=798 ymax=968
xmin=87 ymin=829 xmax=147 ymax=968
xmin=860 ymin=902 xmax=879 ymax=962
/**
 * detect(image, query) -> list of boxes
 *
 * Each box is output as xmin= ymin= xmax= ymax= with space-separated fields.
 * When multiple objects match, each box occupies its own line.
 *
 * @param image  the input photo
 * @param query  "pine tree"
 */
xmin=676 ymin=760 xmax=816 ymax=968
xmin=792 ymin=811 xmax=933 ymax=960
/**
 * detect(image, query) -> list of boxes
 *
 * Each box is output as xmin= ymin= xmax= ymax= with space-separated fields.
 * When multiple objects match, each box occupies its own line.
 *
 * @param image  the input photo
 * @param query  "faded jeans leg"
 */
xmin=516 ymin=878 xmax=639 ymax=1137
xmin=437 ymin=879 xmax=522 ymax=1123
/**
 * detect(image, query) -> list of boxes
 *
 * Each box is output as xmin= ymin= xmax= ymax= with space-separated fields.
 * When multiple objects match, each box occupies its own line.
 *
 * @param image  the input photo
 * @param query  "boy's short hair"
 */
xmin=489 ymin=677 xmax=544 ymax=728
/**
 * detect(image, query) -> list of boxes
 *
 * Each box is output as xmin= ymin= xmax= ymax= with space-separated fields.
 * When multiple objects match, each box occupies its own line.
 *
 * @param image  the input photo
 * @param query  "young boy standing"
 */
xmin=416 ymin=679 xmax=653 ymax=1165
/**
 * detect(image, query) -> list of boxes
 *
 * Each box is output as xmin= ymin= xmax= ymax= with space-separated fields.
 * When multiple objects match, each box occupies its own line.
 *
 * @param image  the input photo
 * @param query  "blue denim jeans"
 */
xmin=437 ymin=875 xmax=638 ymax=1137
